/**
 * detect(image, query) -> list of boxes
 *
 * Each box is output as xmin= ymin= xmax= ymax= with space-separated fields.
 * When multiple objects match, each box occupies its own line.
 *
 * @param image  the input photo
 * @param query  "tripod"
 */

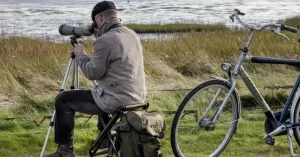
xmin=40 ymin=35 xmax=92 ymax=157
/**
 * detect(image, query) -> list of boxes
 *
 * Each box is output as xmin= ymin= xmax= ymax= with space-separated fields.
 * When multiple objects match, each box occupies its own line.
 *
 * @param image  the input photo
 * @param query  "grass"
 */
xmin=125 ymin=23 xmax=227 ymax=33
xmin=1 ymin=19 xmax=300 ymax=156
xmin=124 ymin=16 xmax=300 ymax=33
xmin=0 ymin=109 xmax=299 ymax=157
xmin=173 ymin=109 xmax=300 ymax=157
xmin=284 ymin=16 xmax=300 ymax=29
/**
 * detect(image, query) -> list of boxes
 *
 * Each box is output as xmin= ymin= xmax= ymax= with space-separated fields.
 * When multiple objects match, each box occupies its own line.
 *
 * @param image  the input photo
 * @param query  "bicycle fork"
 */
xmin=198 ymin=79 xmax=237 ymax=130
xmin=198 ymin=88 xmax=222 ymax=128
xmin=211 ymin=80 xmax=237 ymax=125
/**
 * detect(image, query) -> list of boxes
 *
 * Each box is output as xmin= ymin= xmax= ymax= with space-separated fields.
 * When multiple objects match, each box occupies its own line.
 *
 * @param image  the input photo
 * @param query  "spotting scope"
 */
xmin=58 ymin=23 xmax=96 ymax=36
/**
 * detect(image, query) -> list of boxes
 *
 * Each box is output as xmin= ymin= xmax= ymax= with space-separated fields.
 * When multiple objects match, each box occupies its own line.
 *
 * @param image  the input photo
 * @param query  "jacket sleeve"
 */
xmin=76 ymin=38 xmax=112 ymax=80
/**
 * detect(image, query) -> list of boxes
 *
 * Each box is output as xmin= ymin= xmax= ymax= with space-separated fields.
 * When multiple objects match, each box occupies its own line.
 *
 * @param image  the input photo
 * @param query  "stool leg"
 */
xmin=97 ymin=115 xmax=110 ymax=131
xmin=99 ymin=117 xmax=119 ymax=157
xmin=89 ymin=114 xmax=120 ymax=157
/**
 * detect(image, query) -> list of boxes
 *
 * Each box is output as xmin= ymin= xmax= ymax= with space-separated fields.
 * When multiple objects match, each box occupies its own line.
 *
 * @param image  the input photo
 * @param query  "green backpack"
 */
xmin=114 ymin=111 xmax=165 ymax=157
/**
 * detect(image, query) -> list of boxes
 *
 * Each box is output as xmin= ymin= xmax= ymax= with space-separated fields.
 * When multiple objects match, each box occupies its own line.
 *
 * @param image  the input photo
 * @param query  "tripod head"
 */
xmin=70 ymin=35 xmax=81 ymax=47
xmin=69 ymin=35 xmax=81 ymax=59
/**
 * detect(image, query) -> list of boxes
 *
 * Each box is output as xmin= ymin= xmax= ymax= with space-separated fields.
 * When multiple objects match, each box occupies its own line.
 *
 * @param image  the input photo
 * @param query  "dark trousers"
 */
xmin=54 ymin=90 xmax=109 ymax=146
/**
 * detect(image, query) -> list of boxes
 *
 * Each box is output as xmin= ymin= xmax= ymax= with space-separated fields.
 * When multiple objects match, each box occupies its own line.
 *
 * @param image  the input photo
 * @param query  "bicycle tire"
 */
xmin=171 ymin=79 xmax=240 ymax=157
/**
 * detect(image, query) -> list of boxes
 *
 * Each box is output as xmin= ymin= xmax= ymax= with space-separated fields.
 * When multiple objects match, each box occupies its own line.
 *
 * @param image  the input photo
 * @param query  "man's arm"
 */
xmin=75 ymin=38 xmax=112 ymax=80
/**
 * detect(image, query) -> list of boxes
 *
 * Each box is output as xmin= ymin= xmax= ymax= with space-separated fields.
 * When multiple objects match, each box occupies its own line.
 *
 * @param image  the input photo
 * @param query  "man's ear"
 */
xmin=100 ymin=15 xmax=104 ymax=23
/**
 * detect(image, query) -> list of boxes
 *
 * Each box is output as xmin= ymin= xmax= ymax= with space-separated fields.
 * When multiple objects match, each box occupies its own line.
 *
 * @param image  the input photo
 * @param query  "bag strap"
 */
xmin=153 ymin=111 xmax=166 ymax=139
xmin=138 ymin=144 xmax=145 ymax=157
xmin=105 ymin=23 xmax=123 ymax=34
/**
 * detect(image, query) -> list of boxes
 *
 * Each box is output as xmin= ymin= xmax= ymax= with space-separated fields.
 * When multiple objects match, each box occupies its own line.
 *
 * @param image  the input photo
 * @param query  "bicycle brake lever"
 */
xmin=272 ymin=28 xmax=290 ymax=40
xmin=281 ymin=34 xmax=290 ymax=40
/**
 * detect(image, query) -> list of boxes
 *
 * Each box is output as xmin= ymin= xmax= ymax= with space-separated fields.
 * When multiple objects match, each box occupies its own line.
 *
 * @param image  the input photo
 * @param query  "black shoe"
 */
xmin=45 ymin=145 xmax=75 ymax=157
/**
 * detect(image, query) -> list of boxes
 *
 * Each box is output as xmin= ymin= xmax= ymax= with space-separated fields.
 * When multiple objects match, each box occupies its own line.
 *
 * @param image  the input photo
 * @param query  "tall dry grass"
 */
xmin=143 ymin=30 xmax=300 ymax=77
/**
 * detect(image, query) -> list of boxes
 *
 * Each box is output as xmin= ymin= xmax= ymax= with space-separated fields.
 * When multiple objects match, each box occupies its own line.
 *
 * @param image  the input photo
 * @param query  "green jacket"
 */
xmin=76 ymin=18 xmax=147 ymax=114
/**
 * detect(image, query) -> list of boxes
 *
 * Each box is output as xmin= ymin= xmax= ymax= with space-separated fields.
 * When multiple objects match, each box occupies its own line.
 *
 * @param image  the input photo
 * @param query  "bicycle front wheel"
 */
xmin=171 ymin=79 xmax=240 ymax=157
xmin=293 ymin=97 xmax=300 ymax=146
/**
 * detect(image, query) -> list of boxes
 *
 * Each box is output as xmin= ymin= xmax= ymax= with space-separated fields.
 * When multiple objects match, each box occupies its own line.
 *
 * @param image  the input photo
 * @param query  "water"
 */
xmin=0 ymin=0 xmax=299 ymax=40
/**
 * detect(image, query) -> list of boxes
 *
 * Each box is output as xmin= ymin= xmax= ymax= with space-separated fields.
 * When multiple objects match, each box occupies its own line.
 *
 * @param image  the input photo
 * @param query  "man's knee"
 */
xmin=55 ymin=92 xmax=66 ymax=108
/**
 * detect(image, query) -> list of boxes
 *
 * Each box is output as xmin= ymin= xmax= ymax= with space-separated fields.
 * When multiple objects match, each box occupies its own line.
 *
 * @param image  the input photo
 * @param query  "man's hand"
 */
xmin=73 ymin=44 xmax=87 ymax=55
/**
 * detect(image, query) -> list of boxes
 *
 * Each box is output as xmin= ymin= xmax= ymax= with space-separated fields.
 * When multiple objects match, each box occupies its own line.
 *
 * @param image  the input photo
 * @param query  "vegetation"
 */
xmin=1 ymin=19 xmax=300 ymax=156
xmin=284 ymin=16 xmax=300 ymax=29
xmin=125 ymin=23 xmax=227 ymax=33
xmin=1 ymin=110 xmax=299 ymax=157
xmin=123 ymin=16 xmax=300 ymax=33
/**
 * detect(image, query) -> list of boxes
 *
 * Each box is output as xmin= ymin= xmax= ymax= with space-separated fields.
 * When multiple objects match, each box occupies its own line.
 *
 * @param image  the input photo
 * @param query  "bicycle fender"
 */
xmin=210 ymin=76 xmax=232 ymax=85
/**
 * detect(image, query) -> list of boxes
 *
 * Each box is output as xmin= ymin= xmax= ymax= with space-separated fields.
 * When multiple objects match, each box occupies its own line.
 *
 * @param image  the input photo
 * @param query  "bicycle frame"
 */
xmin=211 ymin=30 xmax=300 ymax=134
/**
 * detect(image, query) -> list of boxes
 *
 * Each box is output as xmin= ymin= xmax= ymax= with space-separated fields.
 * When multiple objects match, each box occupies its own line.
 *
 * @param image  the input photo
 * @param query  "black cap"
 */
xmin=91 ymin=1 xmax=116 ymax=22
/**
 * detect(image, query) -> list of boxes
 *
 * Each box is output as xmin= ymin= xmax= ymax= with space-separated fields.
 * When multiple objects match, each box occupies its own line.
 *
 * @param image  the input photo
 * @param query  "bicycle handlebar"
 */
xmin=281 ymin=24 xmax=298 ymax=33
xmin=230 ymin=8 xmax=297 ymax=33
xmin=234 ymin=8 xmax=245 ymax=16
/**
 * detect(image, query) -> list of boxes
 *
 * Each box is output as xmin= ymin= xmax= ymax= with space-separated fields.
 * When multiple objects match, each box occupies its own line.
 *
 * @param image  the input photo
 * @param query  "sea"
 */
xmin=0 ymin=0 xmax=300 ymax=41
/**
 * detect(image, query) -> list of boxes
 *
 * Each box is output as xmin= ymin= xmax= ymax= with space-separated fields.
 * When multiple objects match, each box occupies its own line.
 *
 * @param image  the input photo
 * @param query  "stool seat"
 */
xmin=123 ymin=103 xmax=149 ymax=111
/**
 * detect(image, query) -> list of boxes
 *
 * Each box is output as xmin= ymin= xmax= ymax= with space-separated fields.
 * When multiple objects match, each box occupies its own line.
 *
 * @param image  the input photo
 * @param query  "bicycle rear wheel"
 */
xmin=171 ymin=79 xmax=240 ymax=157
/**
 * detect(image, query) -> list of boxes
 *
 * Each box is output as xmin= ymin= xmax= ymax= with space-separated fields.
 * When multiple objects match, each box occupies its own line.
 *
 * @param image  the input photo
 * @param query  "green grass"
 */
xmin=284 ymin=16 xmax=300 ymax=29
xmin=0 ymin=109 xmax=299 ymax=157
xmin=126 ymin=23 xmax=227 ymax=33
xmin=125 ymin=16 xmax=299 ymax=33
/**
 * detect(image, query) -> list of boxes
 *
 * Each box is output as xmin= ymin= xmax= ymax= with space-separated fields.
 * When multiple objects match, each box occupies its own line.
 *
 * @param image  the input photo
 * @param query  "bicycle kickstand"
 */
xmin=287 ymin=128 xmax=295 ymax=157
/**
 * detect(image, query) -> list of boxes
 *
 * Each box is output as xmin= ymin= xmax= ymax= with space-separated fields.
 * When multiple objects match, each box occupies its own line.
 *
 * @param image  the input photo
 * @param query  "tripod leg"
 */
xmin=40 ymin=57 xmax=74 ymax=157
xmin=75 ymin=59 xmax=79 ymax=89
xmin=40 ymin=111 xmax=56 ymax=157
xmin=71 ymin=59 xmax=76 ymax=90
xmin=62 ymin=58 xmax=74 ymax=90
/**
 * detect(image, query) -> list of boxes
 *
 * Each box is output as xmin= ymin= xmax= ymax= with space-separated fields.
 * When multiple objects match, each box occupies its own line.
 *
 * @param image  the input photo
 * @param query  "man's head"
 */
xmin=92 ymin=1 xmax=118 ymax=29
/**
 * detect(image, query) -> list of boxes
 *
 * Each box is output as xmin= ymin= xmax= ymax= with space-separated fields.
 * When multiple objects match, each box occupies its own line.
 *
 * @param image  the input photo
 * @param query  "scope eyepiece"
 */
xmin=88 ymin=22 xmax=97 ymax=34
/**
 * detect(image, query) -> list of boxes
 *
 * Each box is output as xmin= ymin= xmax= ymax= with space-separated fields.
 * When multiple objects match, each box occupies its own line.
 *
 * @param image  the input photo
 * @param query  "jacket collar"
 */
xmin=98 ymin=17 xmax=121 ymax=36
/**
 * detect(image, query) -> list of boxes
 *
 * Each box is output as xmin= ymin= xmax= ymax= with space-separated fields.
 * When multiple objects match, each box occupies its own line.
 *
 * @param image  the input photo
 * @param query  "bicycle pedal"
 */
xmin=264 ymin=135 xmax=275 ymax=145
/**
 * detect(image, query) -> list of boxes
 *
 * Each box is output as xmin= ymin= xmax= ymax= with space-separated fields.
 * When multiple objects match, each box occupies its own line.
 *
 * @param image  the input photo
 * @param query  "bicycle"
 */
xmin=171 ymin=8 xmax=299 ymax=157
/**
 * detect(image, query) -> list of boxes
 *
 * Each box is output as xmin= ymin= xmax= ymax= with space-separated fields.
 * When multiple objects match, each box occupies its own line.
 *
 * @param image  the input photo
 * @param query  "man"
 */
xmin=45 ymin=1 xmax=146 ymax=157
